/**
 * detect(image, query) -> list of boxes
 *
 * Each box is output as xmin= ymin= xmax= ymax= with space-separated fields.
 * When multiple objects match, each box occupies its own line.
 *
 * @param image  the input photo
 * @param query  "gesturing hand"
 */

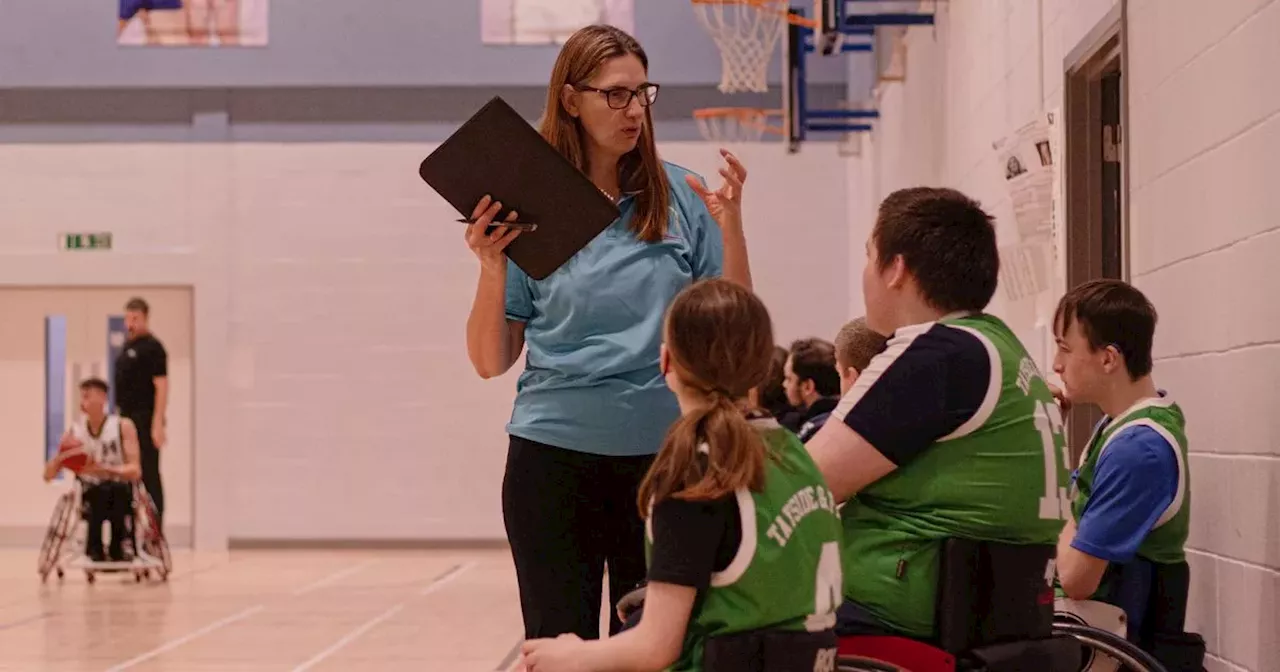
xmin=465 ymin=195 xmax=522 ymax=274
xmin=686 ymin=148 xmax=748 ymax=231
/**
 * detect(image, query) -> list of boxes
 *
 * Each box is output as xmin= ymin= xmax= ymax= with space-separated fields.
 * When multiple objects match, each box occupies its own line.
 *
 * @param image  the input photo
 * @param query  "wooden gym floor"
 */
xmin=0 ymin=548 xmax=530 ymax=671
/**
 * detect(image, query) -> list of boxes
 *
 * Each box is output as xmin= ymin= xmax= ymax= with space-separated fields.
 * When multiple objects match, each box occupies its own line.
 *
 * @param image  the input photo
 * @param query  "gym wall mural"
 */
xmin=117 ymin=0 xmax=268 ymax=47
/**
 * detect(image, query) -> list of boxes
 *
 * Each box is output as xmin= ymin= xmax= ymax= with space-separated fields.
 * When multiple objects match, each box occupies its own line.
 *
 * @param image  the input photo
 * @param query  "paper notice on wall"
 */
xmin=993 ymin=118 xmax=1054 ymax=242
xmin=482 ymin=0 xmax=633 ymax=45
xmin=998 ymin=241 xmax=1052 ymax=304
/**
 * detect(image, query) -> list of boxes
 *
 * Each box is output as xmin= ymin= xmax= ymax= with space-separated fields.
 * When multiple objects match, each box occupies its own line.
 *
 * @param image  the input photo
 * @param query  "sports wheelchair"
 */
xmin=835 ymin=539 xmax=1177 ymax=672
xmin=38 ymin=478 xmax=172 ymax=584
xmin=1054 ymin=558 xmax=1206 ymax=672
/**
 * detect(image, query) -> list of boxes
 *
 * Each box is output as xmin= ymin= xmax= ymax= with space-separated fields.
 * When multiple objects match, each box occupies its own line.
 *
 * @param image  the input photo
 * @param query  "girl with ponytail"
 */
xmin=522 ymin=279 xmax=845 ymax=672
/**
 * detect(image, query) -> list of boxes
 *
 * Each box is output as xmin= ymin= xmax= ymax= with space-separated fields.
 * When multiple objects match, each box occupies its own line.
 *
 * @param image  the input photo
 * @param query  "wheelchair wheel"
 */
xmin=1054 ymin=622 xmax=1168 ymax=672
xmin=38 ymin=492 xmax=75 ymax=583
xmin=133 ymin=487 xmax=172 ymax=579
xmin=837 ymin=656 xmax=907 ymax=672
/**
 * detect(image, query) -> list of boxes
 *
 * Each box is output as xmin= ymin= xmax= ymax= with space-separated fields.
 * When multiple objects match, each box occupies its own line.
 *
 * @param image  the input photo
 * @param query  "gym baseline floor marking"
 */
xmin=287 ymin=562 xmax=477 ymax=671
xmin=290 ymin=603 xmax=407 ymax=672
xmin=496 ymin=639 xmax=523 ymax=671
xmin=419 ymin=561 xmax=475 ymax=596
xmin=291 ymin=560 xmax=377 ymax=596
xmin=104 ymin=604 xmax=267 ymax=672
xmin=0 ymin=611 xmax=52 ymax=632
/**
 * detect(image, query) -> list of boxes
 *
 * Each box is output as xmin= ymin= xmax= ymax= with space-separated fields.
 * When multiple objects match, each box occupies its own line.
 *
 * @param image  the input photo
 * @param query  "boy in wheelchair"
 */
xmin=804 ymin=189 xmax=1073 ymax=648
xmin=42 ymin=378 xmax=143 ymax=564
xmin=520 ymin=281 xmax=843 ymax=672
xmin=1050 ymin=281 xmax=1205 ymax=671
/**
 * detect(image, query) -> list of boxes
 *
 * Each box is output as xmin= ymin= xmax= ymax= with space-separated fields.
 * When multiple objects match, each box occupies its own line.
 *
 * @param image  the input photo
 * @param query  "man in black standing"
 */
xmin=114 ymin=297 xmax=169 ymax=525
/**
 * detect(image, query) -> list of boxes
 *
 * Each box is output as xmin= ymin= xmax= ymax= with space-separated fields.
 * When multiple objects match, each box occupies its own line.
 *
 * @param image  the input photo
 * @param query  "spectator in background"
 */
xmin=113 ymin=297 xmax=169 ymax=525
xmin=784 ymin=338 xmax=841 ymax=441
xmin=833 ymin=317 xmax=889 ymax=396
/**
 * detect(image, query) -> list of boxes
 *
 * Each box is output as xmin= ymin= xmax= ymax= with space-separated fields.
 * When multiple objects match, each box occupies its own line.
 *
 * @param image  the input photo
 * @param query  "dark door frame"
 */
xmin=1062 ymin=1 xmax=1128 ymax=461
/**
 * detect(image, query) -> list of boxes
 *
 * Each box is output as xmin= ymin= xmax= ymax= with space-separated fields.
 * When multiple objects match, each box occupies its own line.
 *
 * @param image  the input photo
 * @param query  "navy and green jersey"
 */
xmin=645 ymin=418 xmax=843 ymax=672
xmin=832 ymin=313 xmax=1072 ymax=638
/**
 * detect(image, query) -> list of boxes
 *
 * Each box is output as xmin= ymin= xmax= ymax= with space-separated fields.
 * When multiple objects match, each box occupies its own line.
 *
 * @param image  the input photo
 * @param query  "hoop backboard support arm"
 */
xmin=784 ymin=6 xmax=879 ymax=153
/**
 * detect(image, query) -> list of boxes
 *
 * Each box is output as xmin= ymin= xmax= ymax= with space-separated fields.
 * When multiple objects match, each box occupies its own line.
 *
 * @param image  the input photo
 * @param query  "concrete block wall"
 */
xmin=0 ymin=141 xmax=853 ymax=543
xmin=854 ymin=0 xmax=1279 ymax=667
xmin=1128 ymin=1 xmax=1280 ymax=669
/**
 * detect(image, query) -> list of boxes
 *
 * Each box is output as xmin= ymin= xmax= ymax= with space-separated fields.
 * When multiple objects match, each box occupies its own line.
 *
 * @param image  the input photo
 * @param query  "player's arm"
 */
xmin=806 ymin=325 xmax=992 ymax=501
xmin=113 ymin=419 xmax=144 ymax=482
xmin=1057 ymin=426 xmax=1178 ymax=600
xmin=43 ymin=433 xmax=83 ymax=482
xmin=521 ymin=497 xmax=730 ymax=672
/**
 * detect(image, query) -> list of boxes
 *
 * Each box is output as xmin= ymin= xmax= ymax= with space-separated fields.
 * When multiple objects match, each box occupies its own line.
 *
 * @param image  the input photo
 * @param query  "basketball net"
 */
xmin=693 ymin=108 xmax=782 ymax=143
xmin=692 ymin=0 xmax=787 ymax=94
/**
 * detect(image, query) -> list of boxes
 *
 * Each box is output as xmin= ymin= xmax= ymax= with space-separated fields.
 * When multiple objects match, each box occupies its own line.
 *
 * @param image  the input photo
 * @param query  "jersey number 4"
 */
xmin=806 ymin=541 xmax=842 ymax=632
xmin=1034 ymin=399 xmax=1071 ymax=521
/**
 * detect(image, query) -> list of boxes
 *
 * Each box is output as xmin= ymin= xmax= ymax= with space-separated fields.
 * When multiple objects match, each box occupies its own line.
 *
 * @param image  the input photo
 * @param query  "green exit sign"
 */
xmin=61 ymin=232 xmax=113 ymax=251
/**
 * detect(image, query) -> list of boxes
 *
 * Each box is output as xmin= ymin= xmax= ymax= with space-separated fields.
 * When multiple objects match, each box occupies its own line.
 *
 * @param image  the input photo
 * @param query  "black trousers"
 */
xmin=84 ymin=481 xmax=132 ymax=560
xmin=126 ymin=413 xmax=164 ymax=524
xmin=503 ymin=435 xmax=653 ymax=640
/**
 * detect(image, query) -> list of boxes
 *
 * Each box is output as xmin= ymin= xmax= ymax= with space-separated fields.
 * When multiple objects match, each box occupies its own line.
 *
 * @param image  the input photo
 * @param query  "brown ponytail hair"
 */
xmin=538 ymin=25 xmax=671 ymax=243
xmin=638 ymin=280 xmax=777 ymax=514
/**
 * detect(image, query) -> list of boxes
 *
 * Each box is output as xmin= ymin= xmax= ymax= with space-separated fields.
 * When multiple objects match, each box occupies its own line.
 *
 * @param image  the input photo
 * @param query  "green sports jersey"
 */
xmin=1072 ymin=397 xmax=1190 ymax=582
xmin=839 ymin=314 xmax=1072 ymax=638
xmin=647 ymin=418 xmax=844 ymax=672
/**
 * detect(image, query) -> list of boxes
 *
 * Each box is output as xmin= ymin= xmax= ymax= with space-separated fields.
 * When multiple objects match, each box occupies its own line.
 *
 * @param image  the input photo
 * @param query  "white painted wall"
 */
xmin=853 ymin=0 xmax=1278 ymax=669
xmin=0 ymin=144 xmax=233 ymax=552
xmin=0 ymin=140 xmax=851 ymax=544
xmin=1127 ymin=1 xmax=1280 ymax=669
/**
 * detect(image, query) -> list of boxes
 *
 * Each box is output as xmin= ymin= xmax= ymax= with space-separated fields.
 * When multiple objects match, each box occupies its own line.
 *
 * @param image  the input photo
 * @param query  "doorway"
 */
xmin=0 ymin=287 xmax=194 ymax=547
xmin=1063 ymin=11 xmax=1127 ymax=460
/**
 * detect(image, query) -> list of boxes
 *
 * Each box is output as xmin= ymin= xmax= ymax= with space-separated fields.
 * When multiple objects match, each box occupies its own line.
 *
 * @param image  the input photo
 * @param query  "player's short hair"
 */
xmin=834 ymin=317 xmax=888 ymax=373
xmin=788 ymin=338 xmax=840 ymax=397
xmin=874 ymin=187 xmax=999 ymax=314
xmin=1054 ymin=279 xmax=1157 ymax=380
xmin=79 ymin=378 xmax=109 ymax=394
xmin=125 ymin=297 xmax=150 ymax=316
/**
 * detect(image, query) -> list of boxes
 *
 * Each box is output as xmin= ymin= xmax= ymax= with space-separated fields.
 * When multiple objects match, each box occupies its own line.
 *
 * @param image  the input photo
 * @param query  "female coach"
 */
xmin=462 ymin=24 xmax=752 ymax=642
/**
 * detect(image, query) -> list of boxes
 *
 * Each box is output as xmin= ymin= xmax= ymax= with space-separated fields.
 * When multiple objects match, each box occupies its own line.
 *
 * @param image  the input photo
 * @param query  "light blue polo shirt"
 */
xmin=503 ymin=162 xmax=725 ymax=457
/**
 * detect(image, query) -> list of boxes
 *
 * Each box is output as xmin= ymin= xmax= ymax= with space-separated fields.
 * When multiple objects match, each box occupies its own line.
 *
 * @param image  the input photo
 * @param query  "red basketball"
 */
xmin=59 ymin=447 xmax=88 ymax=474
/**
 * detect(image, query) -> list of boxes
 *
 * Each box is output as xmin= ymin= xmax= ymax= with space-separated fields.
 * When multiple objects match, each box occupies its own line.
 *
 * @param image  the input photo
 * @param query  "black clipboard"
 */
xmin=418 ymin=96 xmax=622 ymax=281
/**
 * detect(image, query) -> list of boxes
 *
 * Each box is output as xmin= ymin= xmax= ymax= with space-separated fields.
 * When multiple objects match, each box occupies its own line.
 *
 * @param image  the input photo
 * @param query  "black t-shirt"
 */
xmin=647 ymin=495 xmax=742 ymax=589
xmin=114 ymin=333 xmax=167 ymax=420
xmin=835 ymin=320 xmax=991 ymax=466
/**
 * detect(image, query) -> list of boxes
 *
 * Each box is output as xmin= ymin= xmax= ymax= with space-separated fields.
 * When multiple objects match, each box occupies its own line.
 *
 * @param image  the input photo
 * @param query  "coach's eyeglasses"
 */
xmin=575 ymin=83 xmax=661 ymax=110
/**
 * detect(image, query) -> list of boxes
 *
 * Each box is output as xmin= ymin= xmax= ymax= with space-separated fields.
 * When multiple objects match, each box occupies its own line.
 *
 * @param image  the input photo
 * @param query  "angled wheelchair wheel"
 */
xmin=1053 ymin=622 xmax=1168 ymax=672
xmin=837 ymin=656 xmax=908 ymax=672
xmin=133 ymin=486 xmax=172 ymax=579
xmin=38 ymin=491 xmax=76 ymax=583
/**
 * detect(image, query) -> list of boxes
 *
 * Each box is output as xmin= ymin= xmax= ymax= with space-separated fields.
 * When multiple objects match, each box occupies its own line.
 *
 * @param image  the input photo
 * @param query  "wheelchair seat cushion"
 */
xmin=837 ymin=635 xmax=956 ymax=672
xmin=703 ymin=628 xmax=838 ymax=672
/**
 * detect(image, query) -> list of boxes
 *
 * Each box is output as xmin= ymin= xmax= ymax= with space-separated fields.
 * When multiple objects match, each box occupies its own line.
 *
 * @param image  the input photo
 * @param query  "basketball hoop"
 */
xmin=693 ymin=107 xmax=784 ymax=143
xmin=691 ymin=0 xmax=814 ymax=94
